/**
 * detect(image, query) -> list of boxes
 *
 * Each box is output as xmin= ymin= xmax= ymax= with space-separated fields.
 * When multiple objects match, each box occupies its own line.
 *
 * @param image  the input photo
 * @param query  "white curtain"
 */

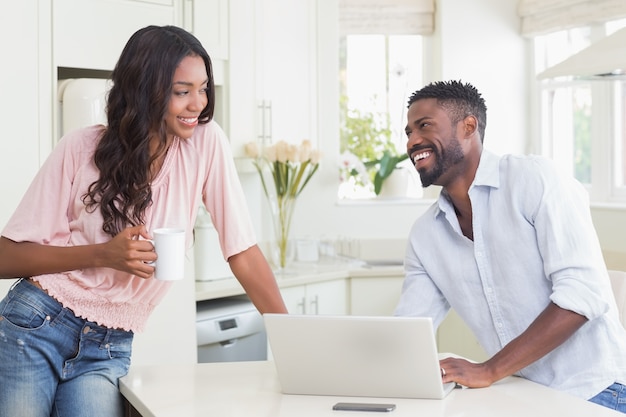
xmin=339 ymin=0 xmax=435 ymax=36
xmin=518 ymin=0 xmax=626 ymax=36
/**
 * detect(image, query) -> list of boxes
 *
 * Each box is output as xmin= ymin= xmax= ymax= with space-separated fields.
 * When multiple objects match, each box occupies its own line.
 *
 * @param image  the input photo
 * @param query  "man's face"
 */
xmin=405 ymin=98 xmax=465 ymax=188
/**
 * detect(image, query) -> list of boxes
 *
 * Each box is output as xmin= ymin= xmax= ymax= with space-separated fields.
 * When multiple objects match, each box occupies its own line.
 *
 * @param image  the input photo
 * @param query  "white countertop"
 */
xmin=195 ymin=258 xmax=404 ymax=301
xmin=120 ymin=360 xmax=622 ymax=417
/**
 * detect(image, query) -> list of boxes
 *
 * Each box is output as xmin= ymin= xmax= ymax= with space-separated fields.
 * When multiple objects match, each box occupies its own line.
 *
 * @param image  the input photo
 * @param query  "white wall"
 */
xmin=436 ymin=0 xmax=527 ymax=157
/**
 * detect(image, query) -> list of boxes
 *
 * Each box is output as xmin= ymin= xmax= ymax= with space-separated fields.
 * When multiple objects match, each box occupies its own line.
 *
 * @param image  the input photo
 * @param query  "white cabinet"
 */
xmin=349 ymin=277 xmax=404 ymax=316
xmin=437 ymin=310 xmax=489 ymax=362
xmin=184 ymin=0 xmax=228 ymax=60
xmin=349 ymin=276 xmax=488 ymax=361
xmin=281 ymin=279 xmax=347 ymax=315
xmin=131 ymin=256 xmax=198 ymax=366
xmin=53 ymin=0 xmax=181 ymax=71
xmin=227 ymin=0 xmax=318 ymax=158
xmin=0 ymin=1 xmax=51 ymax=229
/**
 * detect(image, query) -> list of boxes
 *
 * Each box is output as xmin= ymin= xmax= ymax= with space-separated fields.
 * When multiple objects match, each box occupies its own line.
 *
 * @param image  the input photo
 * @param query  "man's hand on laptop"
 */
xmin=439 ymin=356 xmax=493 ymax=388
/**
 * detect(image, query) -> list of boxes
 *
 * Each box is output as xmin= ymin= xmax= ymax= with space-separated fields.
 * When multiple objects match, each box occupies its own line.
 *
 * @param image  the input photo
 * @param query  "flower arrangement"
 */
xmin=245 ymin=140 xmax=321 ymax=268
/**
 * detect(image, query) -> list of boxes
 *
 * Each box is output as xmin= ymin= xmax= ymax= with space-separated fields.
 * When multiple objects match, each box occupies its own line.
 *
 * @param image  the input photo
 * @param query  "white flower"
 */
xmin=265 ymin=144 xmax=277 ymax=162
xmin=339 ymin=150 xmax=370 ymax=185
xmin=310 ymin=149 xmax=322 ymax=164
xmin=274 ymin=141 xmax=289 ymax=163
xmin=246 ymin=139 xmax=322 ymax=199
xmin=286 ymin=143 xmax=299 ymax=162
xmin=244 ymin=142 xmax=259 ymax=158
xmin=298 ymin=139 xmax=312 ymax=162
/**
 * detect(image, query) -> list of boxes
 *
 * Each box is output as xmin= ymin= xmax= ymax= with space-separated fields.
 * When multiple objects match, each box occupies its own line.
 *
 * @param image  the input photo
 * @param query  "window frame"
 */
xmin=533 ymin=24 xmax=626 ymax=205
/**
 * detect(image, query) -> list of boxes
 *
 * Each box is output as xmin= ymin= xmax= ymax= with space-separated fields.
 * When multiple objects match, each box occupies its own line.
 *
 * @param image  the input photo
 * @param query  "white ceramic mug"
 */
xmin=150 ymin=228 xmax=186 ymax=281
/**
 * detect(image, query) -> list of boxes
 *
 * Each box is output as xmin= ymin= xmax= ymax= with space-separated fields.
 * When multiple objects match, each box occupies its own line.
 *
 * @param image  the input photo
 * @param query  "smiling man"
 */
xmin=395 ymin=80 xmax=626 ymax=413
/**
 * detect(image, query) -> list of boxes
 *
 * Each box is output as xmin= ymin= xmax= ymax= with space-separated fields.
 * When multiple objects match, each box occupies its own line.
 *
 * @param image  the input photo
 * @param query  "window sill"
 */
xmin=590 ymin=201 xmax=626 ymax=211
xmin=336 ymin=198 xmax=626 ymax=211
xmin=335 ymin=197 xmax=436 ymax=207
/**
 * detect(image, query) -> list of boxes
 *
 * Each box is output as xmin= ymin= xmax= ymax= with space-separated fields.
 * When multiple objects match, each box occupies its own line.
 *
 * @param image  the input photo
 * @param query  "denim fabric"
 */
xmin=589 ymin=383 xmax=626 ymax=413
xmin=0 ymin=279 xmax=133 ymax=417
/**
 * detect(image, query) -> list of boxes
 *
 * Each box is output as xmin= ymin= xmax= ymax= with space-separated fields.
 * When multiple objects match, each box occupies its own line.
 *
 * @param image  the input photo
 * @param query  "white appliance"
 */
xmin=194 ymin=206 xmax=234 ymax=281
xmin=57 ymin=78 xmax=110 ymax=135
xmin=196 ymin=296 xmax=267 ymax=363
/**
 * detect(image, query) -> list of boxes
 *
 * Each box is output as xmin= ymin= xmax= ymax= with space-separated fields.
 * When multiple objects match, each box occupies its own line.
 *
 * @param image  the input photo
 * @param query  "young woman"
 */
xmin=0 ymin=25 xmax=287 ymax=417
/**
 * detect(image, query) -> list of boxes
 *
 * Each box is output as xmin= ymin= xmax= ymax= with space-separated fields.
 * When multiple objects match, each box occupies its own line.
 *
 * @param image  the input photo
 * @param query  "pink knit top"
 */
xmin=2 ymin=122 xmax=256 ymax=332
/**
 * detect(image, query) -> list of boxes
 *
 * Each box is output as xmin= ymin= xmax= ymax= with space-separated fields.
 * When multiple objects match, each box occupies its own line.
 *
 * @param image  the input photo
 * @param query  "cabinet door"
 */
xmin=187 ymin=0 xmax=228 ymax=60
xmin=349 ymin=277 xmax=404 ymax=316
xmin=306 ymin=279 xmax=347 ymax=315
xmin=227 ymin=0 xmax=318 ymax=158
xmin=53 ymin=0 xmax=181 ymax=70
xmin=436 ymin=310 xmax=489 ymax=362
xmin=255 ymin=0 xmax=317 ymax=143
xmin=279 ymin=279 xmax=347 ymax=315
xmin=0 ymin=1 xmax=50 ymax=228
xmin=280 ymin=285 xmax=307 ymax=314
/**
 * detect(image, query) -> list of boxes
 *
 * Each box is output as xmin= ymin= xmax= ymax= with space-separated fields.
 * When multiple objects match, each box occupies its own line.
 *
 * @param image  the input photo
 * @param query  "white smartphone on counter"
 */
xmin=332 ymin=402 xmax=396 ymax=412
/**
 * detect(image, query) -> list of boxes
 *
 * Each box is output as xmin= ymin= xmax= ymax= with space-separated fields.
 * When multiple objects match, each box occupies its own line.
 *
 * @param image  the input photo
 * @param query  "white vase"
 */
xmin=378 ymin=168 xmax=410 ymax=198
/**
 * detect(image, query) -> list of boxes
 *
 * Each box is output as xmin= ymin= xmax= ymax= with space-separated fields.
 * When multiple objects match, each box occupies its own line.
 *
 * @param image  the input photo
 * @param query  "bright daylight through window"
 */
xmin=535 ymin=19 xmax=626 ymax=203
xmin=338 ymin=34 xmax=423 ymax=200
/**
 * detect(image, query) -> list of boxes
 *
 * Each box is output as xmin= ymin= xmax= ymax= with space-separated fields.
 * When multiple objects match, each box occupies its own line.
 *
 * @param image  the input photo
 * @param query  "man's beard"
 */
xmin=417 ymin=137 xmax=464 ymax=188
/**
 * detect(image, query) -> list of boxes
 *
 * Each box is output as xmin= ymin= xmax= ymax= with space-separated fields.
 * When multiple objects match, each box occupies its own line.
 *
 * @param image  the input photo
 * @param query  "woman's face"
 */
xmin=164 ymin=55 xmax=209 ymax=141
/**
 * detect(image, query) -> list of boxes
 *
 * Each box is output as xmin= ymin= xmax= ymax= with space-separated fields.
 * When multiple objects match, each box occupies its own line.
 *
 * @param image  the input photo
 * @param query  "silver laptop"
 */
xmin=263 ymin=314 xmax=456 ymax=399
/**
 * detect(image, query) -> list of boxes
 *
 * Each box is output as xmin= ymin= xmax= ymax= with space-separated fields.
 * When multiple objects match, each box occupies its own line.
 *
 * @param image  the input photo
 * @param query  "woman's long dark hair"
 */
xmin=83 ymin=25 xmax=215 ymax=237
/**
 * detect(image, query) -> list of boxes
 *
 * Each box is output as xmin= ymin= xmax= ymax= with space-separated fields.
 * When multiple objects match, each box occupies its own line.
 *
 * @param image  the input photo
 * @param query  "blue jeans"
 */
xmin=590 ymin=383 xmax=626 ymax=413
xmin=0 ymin=279 xmax=133 ymax=417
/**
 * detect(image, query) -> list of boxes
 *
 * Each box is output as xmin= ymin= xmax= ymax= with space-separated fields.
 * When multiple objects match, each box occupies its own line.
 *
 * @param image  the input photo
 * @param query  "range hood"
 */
xmin=538 ymin=27 xmax=626 ymax=80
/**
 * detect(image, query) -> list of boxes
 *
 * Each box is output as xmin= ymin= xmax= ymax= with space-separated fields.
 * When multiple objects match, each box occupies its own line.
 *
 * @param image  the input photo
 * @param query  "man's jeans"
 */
xmin=590 ymin=382 xmax=626 ymax=413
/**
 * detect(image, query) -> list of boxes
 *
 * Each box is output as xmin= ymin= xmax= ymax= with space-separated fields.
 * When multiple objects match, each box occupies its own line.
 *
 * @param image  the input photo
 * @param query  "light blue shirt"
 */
xmin=395 ymin=150 xmax=626 ymax=399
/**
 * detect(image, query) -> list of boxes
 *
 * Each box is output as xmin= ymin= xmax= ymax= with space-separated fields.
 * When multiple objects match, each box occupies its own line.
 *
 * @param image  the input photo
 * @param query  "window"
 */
xmin=338 ymin=34 xmax=423 ymax=199
xmin=535 ymin=20 xmax=626 ymax=203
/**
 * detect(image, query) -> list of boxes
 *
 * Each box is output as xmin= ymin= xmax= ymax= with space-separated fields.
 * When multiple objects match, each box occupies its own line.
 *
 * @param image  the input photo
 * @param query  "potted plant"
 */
xmin=364 ymin=150 xmax=409 ymax=195
xmin=339 ymin=96 xmax=409 ymax=196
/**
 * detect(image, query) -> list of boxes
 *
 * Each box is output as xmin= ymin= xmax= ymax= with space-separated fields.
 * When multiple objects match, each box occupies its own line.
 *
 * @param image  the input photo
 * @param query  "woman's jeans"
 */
xmin=0 ymin=279 xmax=133 ymax=417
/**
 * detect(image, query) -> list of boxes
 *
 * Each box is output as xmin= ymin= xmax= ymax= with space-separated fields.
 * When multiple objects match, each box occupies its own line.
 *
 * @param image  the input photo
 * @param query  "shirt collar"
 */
xmin=433 ymin=150 xmax=501 ymax=218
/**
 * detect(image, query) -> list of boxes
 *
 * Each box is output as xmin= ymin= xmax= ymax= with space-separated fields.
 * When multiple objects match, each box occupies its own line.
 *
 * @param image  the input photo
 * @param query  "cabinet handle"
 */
xmin=266 ymin=101 xmax=272 ymax=144
xmin=310 ymin=295 xmax=319 ymax=315
xmin=257 ymin=100 xmax=272 ymax=146
xmin=297 ymin=296 xmax=306 ymax=314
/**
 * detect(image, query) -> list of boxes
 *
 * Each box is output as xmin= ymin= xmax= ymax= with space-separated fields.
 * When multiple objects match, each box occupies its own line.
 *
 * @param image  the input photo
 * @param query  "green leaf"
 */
xmin=362 ymin=151 xmax=409 ymax=195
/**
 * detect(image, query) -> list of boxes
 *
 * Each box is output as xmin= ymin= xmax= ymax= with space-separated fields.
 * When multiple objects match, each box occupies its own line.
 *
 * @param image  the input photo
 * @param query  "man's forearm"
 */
xmin=484 ymin=302 xmax=588 ymax=381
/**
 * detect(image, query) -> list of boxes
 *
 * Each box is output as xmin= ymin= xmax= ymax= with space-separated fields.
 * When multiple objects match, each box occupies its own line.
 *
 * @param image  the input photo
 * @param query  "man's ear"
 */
xmin=462 ymin=115 xmax=478 ymax=138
